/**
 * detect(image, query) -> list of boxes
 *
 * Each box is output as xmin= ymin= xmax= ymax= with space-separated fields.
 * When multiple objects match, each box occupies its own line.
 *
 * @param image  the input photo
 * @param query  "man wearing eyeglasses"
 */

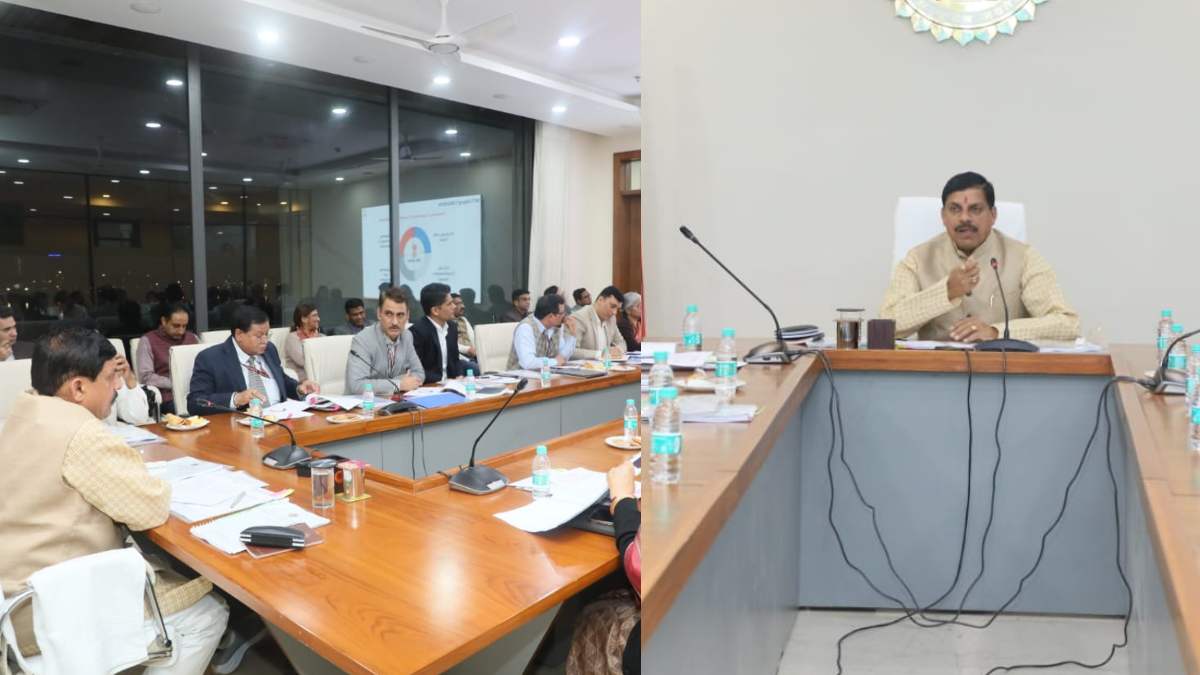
xmin=187 ymin=305 xmax=319 ymax=415
xmin=507 ymin=294 xmax=578 ymax=370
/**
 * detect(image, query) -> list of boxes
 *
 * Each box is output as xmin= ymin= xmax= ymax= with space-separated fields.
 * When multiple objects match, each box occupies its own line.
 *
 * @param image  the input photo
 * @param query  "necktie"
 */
xmin=387 ymin=343 xmax=396 ymax=373
xmin=538 ymin=326 xmax=555 ymax=358
xmin=246 ymin=356 xmax=267 ymax=402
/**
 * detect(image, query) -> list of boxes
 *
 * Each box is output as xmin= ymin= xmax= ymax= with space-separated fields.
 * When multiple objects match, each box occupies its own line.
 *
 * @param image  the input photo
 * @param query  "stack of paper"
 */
xmin=262 ymin=399 xmax=314 ymax=419
xmin=306 ymin=393 xmax=362 ymax=411
xmin=190 ymin=500 xmax=330 ymax=555
xmin=668 ymin=351 xmax=712 ymax=369
xmin=639 ymin=342 xmax=677 ymax=358
xmin=108 ymin=422 xmax=165 ymax=447
xmin=641 ymin=394 xmax=758 ymax=423
xmin=146 ymin=457 xmax=226 ymax=483
xmin=168 ymin=470 xmax=282 ymax=523
xmin=496 ymin=468 xmax=608 ymax=533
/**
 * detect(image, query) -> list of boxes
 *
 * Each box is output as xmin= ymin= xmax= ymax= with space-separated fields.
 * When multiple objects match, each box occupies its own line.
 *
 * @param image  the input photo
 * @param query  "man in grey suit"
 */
xmin=571 ymin=285 xmax=627 ymax=360
xmin=345 ymin=286 xmax=424 ymax=396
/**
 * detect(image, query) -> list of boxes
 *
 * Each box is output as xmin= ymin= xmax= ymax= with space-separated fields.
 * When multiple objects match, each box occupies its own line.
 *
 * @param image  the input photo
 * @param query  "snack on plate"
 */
xmin=687 ymin=370 xmax=709 ymax=384
xmin=164 ymin=414 xmax=206 ymax=428
xmin=580 ymin=360 xmax=606 ymax=371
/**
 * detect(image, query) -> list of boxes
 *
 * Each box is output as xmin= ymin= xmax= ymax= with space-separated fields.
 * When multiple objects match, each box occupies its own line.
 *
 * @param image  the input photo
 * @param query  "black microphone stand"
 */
xmin=449 ymin=379 xmax=529 ymax=495
xmin=196 ymin=399 xmax=310 ymax=469
xmin=349 ymin=349 xmax=418 ymax=415
xmin=1139 ymin=328 xmax=1200 ymax=395
xmin=678 ymin=225 xmax=804 ymax=364
xmin=975 ymin=258 xmax=1038 ymax=353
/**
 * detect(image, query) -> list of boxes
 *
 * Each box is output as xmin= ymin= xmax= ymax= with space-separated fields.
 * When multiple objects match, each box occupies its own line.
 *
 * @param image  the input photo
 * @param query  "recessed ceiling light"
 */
xmin=445 ymin=128 xmax=458 ymax=136
xmin=208 ymin=186 xmax=218 ymax=190
xmin=28 ymin=208 xmax=36 ymax=212
xmin=220 ymin=201 xmax=229 ymax=205
xmin=460 ymin=152 xmax=472 ymax=158
xmin=335 ymin=176 xmax=345 ymax=182
xmin=144 ymin=121 xmax=162 ymax=129
xmin=280 ymin=201 xmax=288 ymax=205
xmin=257 ymin=29 xmax=280 ymax=45
xmin=12 ymin=180 xmax=23 ymax=185
xmin=0 ymin=170 xmax=5 ymax=174
xmin=17 ymin=158 xmax=29 ymax=164
xmin=256 ymin=203 xmax=262 ymax=206
xmin=552 ymin=104 xmax=567 ymax=114
xmin=165 ymin=78 xmax=184 ymax=87
xmin=558 ymin=35 xmax=581 ymax=48
xmin=102 ymin=212 xmax=111 ymax=216
xmin=432 ymin=75 xmax=451 ymax=86
xmin=173 ymin=208 xmax=180 ymax=212
xmin=242 ymin=177 xmax=253 ymax=183
xmin=201 ymin=152 xmax=207 ymax=157
xmin=139 ymin=169 xmax=150 ymax=174
xmin=111 ymin=179 xmax=120 ymax=183
xmin=331 ymin=107 xmax=348 ymax=116
xmin=102 ymin=194 xmax=111 ymax=198
xmin=217 ymin=231 xmax=223 ymax=236
xmin=62 ymin=195 xmax=73 ymax=200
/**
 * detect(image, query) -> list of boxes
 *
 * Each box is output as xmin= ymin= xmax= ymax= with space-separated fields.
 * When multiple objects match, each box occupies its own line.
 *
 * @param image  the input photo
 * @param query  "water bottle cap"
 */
xmin=654 ymin=351 xmax=669 ymax=363
xmin=1192 ymin=344 xmax=1200 ymax=354
xmin=661 ymin=387 xmax=679 ymax=399
xmin=536 ymin=444 xmax=548 ymax=455
xmin=251 ymin=398 xmax=261 ymax=406
xmin=466 ymin=369 xmax=474 ymax=376
xmin=687 ymin=304 xmax=698 ymax=313
xmin=722 ymin=327 xmax=735 ymax=338
xmin=1162 ymin=309 xmax=1173 ymax=317
xmin=626 ymin=399 xmax=635 ymax=405
xmin=1173 ymin=323 xmax=1184 ymax=332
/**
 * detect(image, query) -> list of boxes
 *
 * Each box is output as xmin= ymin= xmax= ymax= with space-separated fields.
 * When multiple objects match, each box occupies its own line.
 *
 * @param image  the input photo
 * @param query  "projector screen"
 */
xmin=361 ymin=194 xmax=482 ymax=299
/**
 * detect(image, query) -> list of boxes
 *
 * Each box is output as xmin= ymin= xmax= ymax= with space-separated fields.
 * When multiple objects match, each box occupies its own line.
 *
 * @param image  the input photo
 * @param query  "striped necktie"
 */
xmin=245 ymin=355 xmax=267 ymax=401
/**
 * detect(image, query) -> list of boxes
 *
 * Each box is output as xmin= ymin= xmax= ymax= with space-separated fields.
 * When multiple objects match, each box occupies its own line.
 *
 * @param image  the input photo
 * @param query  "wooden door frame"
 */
xmin=612 ymin=150 xmax=641 ymax=292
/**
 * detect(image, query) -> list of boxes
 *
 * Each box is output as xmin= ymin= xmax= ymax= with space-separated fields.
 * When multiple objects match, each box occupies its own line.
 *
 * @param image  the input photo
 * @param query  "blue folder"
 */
xmin=410 ymin=392 xmax=466 ymax=410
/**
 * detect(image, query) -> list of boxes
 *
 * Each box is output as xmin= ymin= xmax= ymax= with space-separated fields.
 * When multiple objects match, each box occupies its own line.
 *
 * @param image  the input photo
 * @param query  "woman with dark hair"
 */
xmin=616 ymin=291 xmax=642 ymax=352
xmin=283 ymin=303 xmax=320 ymax=381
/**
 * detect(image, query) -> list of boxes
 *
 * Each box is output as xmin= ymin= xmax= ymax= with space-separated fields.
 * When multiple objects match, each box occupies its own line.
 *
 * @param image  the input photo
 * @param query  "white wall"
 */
xmin=642 ymin=1 xmax=1200 ymax=344
xmin=530 ymin=123 xmax=640 ymax=300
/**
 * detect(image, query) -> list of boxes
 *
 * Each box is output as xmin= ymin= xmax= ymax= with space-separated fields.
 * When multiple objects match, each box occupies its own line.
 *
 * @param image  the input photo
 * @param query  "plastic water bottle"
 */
xmin=464 ymin=369 xmax=477 ymax=400
xmin=602 ymin=344 xmax=612 ymax=371
xmin=532 ymin=444 xmax=552 ymax=498
xmin=361 ymin=382 xmax=375 ymax=419
xmin=714 ymin=327 xmax=738 ymax=409
xmin=1187 ymin=344 xmax=1200 ymax=408
xmin=623 ymin=398 xmax=639 ymax=444
xmin=540 ymin=357 xmax=552 ymax=388
xmin=1190 ymin=405 xmax=1200 ymax=452
xmin=651 ymin=387 xmax=682 ymax=484
xmin=1157 ymin=309 xmax=1174 ymax=364
xmin=647 ymin=351 xmax=674 ymax=420
xmin=248 ymin=398 xmax=265 ymax=439
xmin=682 ymin=304 xmax=702 ymax=352
xmin=1168 ymin=323 xmax=1188 ymax=370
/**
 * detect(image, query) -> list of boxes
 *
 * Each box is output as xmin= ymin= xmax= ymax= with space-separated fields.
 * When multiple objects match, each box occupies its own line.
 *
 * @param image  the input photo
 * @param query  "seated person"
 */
xmin=500 ymin=288 xmax=532 ymax=323
xmin=617 ymin=291 xmax=643 ymax=353
xmin=565 ymin=461 xmax=641 ymax=675
xmin=452 ymin=293 xmax=480 ymax=374
xmin=0 ymin=327 xmax=229 ymax=673
xmin=107 ymin=351 xmax=162 ymax=425
xmin=569 ymin=287 xmax=591 ymax=314
xmin=0 ymin=304 xmax=16 ymax=361
xmin=881 ymin=171 xmax=1079 ymax=343
xmin=572 ymin=285 xmax=627 ymax=360
xmin=543 ymin=285 xmax=560 ymax=296
xmin=508 ymin=293 xmax=578 ymax=370
xmin=345 ymin=286 xmax=425 ymax=396
xmin=330 ymin=297 xmax=368 ymax=335
xmin=187 ymin=305 xmax=319 ymax=415
xmin=409 ymin=283 xmax=464 ymax=384
xmin=136 ymin=302 xmax=199 ymax=414
xmin=283 ymin=303 xmax=321 ymax=381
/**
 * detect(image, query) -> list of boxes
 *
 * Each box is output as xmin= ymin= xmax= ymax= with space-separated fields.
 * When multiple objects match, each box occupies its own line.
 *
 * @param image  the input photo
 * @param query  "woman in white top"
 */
xmin=284 ymin=303 xmax=321 ymax=382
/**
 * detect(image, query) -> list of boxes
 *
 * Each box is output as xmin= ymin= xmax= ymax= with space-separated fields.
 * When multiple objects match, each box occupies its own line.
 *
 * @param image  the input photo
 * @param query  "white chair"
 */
xmin=128 ymin=338 xmax=142 ymax=383
xmin=302 ymin=335 xmax=353 ymax=395
xmin=268 ymin=328 xmax=297 ymax=379
xmin=168 ymin=343 xmax=215 ymax=416
xmin=198 ymin=330 xmax=227 ymax=345
xmin=0 ymin=359 xmax=33 ymax=420
xmin=107 ymin=338 xmax=126 ymax=361
xmin=892 ymin=197 xmax=1027 ymax=266
xmin=474 ymin=322 xmax=518 ymax=373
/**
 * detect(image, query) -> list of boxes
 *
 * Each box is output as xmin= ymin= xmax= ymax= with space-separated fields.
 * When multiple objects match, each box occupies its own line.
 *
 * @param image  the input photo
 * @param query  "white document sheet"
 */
xmin=169 ymin=471 xmax=279 ymax=524
xmin=108 ymin=422 xmax=166 ymax=447
xmin=639 ymin=342 xmax=677 ymax=358
xmin=307 ymin=393 xmax=362 ymax=410
xmin=189 ymin=500 xmax=331 ymax=555
xmin=641 ymin=394 xmax=758 ymax=423
xmin=262 ymin=399 xmax=313 ymax=418
xmin=145 ymin=456 xmax=227 ymax=483
xmin=495 ymin=468 xmax=609 ymax=533
xmin=668 ymin=351 xmax=712 ymax=369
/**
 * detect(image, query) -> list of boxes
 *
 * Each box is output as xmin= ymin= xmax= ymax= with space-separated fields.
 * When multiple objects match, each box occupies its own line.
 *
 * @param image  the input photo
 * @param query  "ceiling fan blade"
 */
xmin=457 ymin=12 xmax=516 ymax=45
xmin=435 ymin=0 xmax=452 ymax=38
xmin=360 ymin=24 xmax=433 ymax=50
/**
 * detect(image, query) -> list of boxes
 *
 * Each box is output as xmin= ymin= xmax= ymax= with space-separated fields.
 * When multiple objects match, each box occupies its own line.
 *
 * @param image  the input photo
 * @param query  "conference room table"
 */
xmin=139 ymin=370 xmax=641 ymax=675
xmin=643 ymin=343 xmax=1198 ymax=675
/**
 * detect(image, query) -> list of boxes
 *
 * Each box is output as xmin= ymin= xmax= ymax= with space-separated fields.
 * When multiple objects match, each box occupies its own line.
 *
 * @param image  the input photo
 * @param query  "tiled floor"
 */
xmin=779 ymin=609 xmax=1130 ymax=675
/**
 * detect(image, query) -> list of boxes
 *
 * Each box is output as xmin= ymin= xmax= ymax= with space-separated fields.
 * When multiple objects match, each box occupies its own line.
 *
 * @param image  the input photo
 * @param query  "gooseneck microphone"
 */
xmin=678 ymin=225 xmax=804 ymax=364
xmin=1139 ymin=327 xmax=1200 ymax=395
xmin=449 ymin=378 xmax=530 ymax=495
xmin=196 ymin=399 xmax=310 ymax=469
xmin=349 ymin=349 xmax=417 ymax=414
xmin=974 ymin=258 xmax=1038 ymax=353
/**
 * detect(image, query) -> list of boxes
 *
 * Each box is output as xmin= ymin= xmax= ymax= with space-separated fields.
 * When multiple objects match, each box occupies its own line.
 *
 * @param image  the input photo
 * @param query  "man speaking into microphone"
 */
xmin=880 ymin=171 xmax=1079 ymax=343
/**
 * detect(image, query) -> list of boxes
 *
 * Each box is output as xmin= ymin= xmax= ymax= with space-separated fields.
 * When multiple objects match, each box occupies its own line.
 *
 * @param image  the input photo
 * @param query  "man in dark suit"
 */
xmin=409 ymin=283 xmax=465 ymax=384
xmin=188 ymin=305 xmax=319 ymax=415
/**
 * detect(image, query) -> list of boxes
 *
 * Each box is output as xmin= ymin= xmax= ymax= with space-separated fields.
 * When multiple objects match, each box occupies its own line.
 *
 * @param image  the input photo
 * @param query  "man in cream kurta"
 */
xmin=881 ymin=172 xmax=1079 ymax=343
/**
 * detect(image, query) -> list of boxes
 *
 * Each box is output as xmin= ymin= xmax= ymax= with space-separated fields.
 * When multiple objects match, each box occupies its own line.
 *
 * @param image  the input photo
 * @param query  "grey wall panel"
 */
xmin=644 ymin=413 xmax=803 ymax=675
xmin=560 ymin=382 xmax=640 ymax=432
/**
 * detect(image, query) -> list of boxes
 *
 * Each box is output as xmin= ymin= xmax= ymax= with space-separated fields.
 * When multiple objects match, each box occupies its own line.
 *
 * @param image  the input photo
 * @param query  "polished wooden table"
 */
xmin=642 ymin=344 xmax=1198 ymax=675
xmin=142 ymin=376 xmax=640 ymax=674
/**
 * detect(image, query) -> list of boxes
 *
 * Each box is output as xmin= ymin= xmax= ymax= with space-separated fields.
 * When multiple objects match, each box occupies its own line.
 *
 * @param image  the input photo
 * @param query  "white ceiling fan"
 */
xmin=360 ymin=0 xmax=515 ymax=58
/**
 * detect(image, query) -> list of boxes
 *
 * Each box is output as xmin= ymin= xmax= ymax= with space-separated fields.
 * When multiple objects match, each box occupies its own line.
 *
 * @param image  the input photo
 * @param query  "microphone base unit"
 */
xmin=1142 ymin=369 xmax=1188 ymax=395
xmin=974 ymin=338 xmax=1039 ymax=353
xmin=262 ymin=444 xmax=312 ymax=470
xmin=744 ymin=341 xmax=806 ymax=364
xmin=449 ymin=465 xmax=509 ymax=495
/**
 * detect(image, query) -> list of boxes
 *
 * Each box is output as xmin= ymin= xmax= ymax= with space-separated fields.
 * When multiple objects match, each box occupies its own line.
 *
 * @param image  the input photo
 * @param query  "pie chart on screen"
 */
xmin=398 ymin=226 xmax=432 ymax=281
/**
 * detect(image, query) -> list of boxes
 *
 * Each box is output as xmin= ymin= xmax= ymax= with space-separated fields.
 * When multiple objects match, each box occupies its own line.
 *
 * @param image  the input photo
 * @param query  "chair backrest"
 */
xmin=474 ymin=322 xmax=519 ymax=373
xmin=0 ymin=359 xmax=33 ymax=420
xmin=302 ymin=335 xmax=353 ymax=396
xmin=169 ymin=343 xmax=216 ymax=416
xmin=199 ymin=329 xmax=227 ymax=345
xmin=129 ymin=337 xmax=142 ymax=383
xmin=892 ymin=197 xmax=1027 ymax=266
xmin=269 ymin=328 xmax=297 ymax=379
xmin=107 ymin=338 xmax=127 ymax=361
